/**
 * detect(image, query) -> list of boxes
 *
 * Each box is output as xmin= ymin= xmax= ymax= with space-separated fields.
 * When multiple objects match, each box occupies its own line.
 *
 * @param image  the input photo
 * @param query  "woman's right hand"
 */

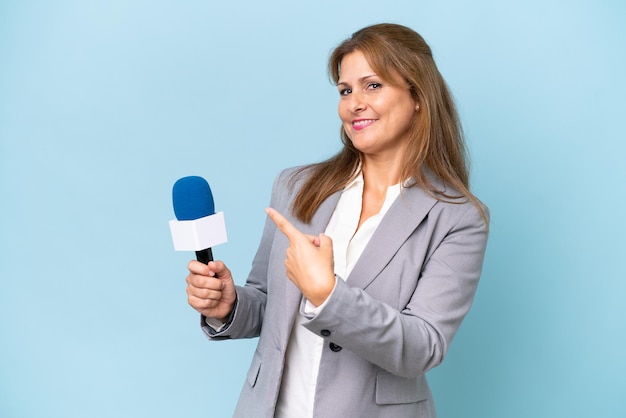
xmin=186 ymin=260 xmax=237 ymax=322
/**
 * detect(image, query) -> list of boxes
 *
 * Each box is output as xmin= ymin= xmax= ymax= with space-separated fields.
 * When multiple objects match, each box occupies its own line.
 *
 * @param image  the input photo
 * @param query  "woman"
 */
xmin=186 ymin=23 xmax=489 ymax=418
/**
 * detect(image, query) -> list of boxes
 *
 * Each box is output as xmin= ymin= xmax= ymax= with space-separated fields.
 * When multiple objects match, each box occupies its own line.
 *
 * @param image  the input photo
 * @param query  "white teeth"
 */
xmin=353 ymin=119 xmax=374 ymax=126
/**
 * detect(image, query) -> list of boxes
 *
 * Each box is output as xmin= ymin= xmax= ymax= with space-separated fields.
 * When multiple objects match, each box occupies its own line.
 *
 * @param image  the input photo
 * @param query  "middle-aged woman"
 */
xmin=185 ymin=23 xmax=490 ymax=418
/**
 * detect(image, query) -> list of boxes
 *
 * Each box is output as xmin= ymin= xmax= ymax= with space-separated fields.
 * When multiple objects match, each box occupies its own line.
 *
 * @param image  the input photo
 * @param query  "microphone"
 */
xmin=169 ymin=176 xmax=228 ymax=264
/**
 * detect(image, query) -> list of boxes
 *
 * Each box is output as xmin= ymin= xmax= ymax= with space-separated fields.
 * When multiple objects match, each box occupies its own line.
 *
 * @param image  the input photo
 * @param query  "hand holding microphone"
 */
xmin=169 ymin=176 xmax=236 ymax=321
xmin=186 ymin=259 xmax=236 ymax=322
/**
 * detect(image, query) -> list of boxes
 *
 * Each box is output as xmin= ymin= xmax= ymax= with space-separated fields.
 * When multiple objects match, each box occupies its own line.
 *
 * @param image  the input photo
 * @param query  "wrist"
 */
xmin=307 ymin=273 xmax=336 ymax=307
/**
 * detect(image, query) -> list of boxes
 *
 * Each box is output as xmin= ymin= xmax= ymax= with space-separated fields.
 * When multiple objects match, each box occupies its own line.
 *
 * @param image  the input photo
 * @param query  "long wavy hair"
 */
xmin=290 ymin=23 xmax=484 ymax=224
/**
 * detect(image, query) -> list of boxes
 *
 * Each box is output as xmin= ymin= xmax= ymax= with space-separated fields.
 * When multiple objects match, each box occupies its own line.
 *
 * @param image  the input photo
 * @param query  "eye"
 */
xmin=367 ymin=82 xmax=382 ymax=90
xmin=339 ymin=87 xmax=352 ymax=96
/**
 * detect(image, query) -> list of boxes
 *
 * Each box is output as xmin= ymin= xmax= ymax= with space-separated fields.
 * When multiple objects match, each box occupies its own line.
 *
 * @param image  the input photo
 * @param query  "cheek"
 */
xmin=338 ymin=108 xmax=353 ymax=139
xmin=339 ymin=98 xmax=360 ymax=122
xmin=393 ymin=101 xmax=418 ymax=127
xmin=338 ymin=103 xmax=348 ymax=122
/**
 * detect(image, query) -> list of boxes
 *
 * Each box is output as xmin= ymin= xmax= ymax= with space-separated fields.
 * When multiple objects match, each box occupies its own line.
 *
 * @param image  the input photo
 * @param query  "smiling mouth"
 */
xmin=352 ymin=119 xmax=376 ymax=130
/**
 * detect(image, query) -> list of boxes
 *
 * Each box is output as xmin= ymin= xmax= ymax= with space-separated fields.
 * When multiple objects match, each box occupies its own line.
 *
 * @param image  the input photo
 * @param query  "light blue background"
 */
xmin=1 ymin=1 xmax=625 ymax=417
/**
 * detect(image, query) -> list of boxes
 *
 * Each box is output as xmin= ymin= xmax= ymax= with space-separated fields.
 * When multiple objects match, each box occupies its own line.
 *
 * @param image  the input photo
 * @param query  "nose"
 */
xmin=348 ymin=90 xmax=366 ymax=113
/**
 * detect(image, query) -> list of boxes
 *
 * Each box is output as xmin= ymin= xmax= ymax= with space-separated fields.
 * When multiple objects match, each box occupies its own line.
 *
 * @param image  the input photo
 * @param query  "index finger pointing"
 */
xmin=265 ymin=207 xmax=303 ymax=240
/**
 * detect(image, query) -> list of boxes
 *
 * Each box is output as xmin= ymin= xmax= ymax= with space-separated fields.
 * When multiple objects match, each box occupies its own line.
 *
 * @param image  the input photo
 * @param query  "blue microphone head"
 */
xmin=172 ymin=176 xmax=215 ymax=221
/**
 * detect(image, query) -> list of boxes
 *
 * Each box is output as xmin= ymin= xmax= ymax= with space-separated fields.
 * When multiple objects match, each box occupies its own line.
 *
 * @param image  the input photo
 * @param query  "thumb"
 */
xmin=318 ymin=233 xmax=334 ymax=252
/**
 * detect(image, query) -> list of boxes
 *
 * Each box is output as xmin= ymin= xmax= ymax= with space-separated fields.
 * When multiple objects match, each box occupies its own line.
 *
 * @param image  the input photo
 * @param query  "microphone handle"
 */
xmin=195 ymin=248 xmax=214 ymax=265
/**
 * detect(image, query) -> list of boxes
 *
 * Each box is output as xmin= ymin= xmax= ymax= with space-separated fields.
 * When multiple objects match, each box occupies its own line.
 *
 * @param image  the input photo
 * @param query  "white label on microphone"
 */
xmin=169 ymin=212 xmax=228 ymax=251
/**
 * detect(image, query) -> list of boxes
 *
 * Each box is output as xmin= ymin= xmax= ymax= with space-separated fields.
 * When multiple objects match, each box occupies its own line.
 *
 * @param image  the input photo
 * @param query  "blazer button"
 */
xmin=329 ymin=342 xmax=342 ymax=352
xmin=320 ymin=329 xmax=331 ymax=337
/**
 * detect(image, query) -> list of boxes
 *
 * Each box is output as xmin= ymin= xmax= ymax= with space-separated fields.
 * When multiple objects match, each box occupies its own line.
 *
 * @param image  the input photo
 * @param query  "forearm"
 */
xmin=302 ymin=279 xmax=449 ymax=377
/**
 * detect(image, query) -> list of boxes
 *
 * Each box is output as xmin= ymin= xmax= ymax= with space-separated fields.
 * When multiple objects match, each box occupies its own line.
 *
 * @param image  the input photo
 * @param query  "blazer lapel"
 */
xmin=346 ymin=184 xmax=438 ymax=290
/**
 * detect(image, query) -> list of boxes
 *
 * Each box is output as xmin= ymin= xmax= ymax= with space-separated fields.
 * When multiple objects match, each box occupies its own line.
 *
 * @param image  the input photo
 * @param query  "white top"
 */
xmin=275 ymin=173 xmax=401 ymax=418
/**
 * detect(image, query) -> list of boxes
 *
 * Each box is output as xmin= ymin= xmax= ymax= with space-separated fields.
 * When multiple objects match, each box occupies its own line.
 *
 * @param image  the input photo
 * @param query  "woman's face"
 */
xmin=337 ymin=50 xmax=417 ymax=160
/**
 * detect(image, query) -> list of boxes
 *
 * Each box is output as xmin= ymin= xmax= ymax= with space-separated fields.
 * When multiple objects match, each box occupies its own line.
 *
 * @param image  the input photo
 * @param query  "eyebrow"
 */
xmin=336 ymin=74 xmax=378 ymax=87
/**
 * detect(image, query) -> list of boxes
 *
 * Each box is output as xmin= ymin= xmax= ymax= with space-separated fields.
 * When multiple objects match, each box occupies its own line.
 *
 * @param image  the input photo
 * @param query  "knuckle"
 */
xmin=187 ymin=274 xmax=201 ymax=287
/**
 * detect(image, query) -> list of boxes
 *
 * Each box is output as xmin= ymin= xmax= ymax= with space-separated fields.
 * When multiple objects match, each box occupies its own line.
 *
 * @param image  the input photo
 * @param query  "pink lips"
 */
xmin=352 ymin=119 xmax=376 ymax=131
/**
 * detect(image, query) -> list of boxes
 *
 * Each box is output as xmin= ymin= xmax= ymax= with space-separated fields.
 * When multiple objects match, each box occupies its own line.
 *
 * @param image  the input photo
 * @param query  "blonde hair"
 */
xmin=291 ymin=23 xmax=485 ymax=223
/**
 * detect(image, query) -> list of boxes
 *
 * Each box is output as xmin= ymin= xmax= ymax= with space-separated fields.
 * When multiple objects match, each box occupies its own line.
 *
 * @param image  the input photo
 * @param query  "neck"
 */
xmin=361 ymin=156 xmax=403 ymax=192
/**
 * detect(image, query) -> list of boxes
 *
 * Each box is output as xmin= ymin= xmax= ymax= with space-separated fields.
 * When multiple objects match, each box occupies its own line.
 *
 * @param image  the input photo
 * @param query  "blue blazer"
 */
xmin=202 ymin=167 xmax=489 ymax=418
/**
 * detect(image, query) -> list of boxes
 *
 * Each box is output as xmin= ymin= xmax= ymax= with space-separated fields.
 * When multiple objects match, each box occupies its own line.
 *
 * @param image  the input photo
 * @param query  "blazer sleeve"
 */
xmin=301 ymin=201 xmax=489 ymax=378
xmin=200 ymin=170 xmax=288 ymax=340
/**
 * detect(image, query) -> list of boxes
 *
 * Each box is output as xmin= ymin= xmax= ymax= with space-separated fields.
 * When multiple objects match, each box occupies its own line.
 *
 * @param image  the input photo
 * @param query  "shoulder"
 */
xmin=404 ymin=173 xmax=489 ymax=234
xmin=267 ymin=164 xmax=316 ymax=210
xmin=424 ymin=169 xmax=489 ymax=228
xmin=425 ymin=191 xmax=490 ymax=241
xmin=272 ymin=164 xmax=318 ymax=193
xmin=433 ymin=196 xmax=489 ymax=230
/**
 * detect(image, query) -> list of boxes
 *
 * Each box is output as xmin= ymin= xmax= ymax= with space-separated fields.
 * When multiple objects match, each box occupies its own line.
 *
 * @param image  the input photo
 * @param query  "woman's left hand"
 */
xmin=265 ymin=207 xmax=335 ymax=306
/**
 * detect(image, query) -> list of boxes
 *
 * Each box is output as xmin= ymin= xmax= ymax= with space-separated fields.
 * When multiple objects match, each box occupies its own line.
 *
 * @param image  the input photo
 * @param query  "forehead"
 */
xmin=338 ymin=50 xmax=403 ymax=84
xmin=338 ymin=51 xmax=374 ymax=77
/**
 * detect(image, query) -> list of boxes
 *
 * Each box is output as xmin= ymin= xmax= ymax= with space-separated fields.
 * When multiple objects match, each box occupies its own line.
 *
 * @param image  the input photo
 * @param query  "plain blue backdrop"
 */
xmin=1 ymin=1 xmax=625 ymax=417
